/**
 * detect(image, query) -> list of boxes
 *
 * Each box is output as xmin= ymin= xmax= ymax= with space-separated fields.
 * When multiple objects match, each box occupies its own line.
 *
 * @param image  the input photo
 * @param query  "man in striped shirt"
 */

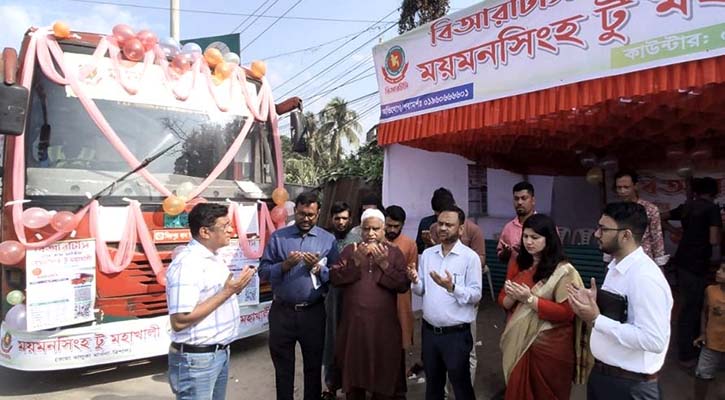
xmin=166 ymin=203 xmax=256 ymax=400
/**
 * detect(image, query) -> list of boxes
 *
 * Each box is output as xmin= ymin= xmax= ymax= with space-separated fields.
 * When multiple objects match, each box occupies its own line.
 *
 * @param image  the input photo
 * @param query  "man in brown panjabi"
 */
xmin=331 ymin=208 xmax=411 ymax=400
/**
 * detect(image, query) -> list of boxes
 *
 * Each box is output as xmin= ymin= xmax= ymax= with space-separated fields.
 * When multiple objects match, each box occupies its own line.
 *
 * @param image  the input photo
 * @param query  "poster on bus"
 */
xmin=24 ymin=239 xmax=96 ymax=332
xmin=218 ymin=239 xmax=260 ymax=306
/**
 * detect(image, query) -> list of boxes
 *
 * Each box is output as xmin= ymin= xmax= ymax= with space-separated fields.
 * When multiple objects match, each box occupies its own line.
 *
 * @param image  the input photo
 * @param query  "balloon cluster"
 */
xmin=111 ymin=24 xmax=158 ymax=62
xmin=270 ymin=188 xmax=289 ymax=228
xmin=0 ymin=208 xmax=78 ymax=265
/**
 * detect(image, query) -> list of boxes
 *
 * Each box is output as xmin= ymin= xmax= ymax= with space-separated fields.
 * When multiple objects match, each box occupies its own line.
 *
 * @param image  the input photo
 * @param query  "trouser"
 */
xmin=422 ymin=322 xmax=476 ymax=400
xmin=677 ymin=268 xmax=706 ymax=362
xmin=587 ymin=368 xmax=661 ymax=400
xmin=323 ymin=286 xmax=342 ymax=390
xmin=268 ymin=300 xmax=326 ymax=400
xmin=168 ymin=346 xmax=230 ymax=400
xmin=445 ymin=311 xmax=477 ymax=398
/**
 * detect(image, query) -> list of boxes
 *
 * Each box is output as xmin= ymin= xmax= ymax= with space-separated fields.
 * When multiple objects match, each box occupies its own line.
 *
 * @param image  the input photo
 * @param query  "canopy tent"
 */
xmin=373 ymin=1 xmax=725 ymax=174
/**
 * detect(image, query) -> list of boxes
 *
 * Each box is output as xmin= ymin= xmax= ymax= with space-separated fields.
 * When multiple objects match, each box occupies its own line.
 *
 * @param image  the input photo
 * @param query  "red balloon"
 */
xmin=51 ymin=211 xmax=76 ymax=232
xmin=136 ymin=30 xmax=158 ymax=51
xmin=270 ymin=206 xmax=287 ymax=228
xmin=112 ymin=24 xmax=135 ymax=45
xmin=0 ymin=240 xmax=26 ymax=265
xmin=171 ymin=53 xmax=191 ymax=74
xmin=122 ymin=38 xmax=145 ymax=62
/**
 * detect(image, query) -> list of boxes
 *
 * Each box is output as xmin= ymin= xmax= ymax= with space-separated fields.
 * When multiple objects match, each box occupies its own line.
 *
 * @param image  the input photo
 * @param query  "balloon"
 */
xmin=4 ymin=304 xmax=27 ymax=332
xmin=6 ymin=290 xmax=24 ymax=306
xmin=159 ymin=37 xmax=180 ymax=59
xmin=579 ymin=153 xmax=597 ymax=168
xmin=223 ymin=52 xmax=240 ymax=65
xmin=122 ymin=37 xmax=145 ymax=62
xmin=51 ymin=211 xmax=76 ymax=232
xmin=271 ymin=187 xmax=289 ymax=206
xmin=136 ymin=30 xmax=158 ymax=51
xmin=0 ymin=240 xmax=25 ymax=265
xmin=585 ymin=167 xmax=603 ymax=185
xmin=599 ymin=155 xmax=618 ymax=171
xmin=203 ymin=48 xmax=223 ymax=68
xmin=22 ymin=207 xmax=51 ymax=229
xmin=284 ymin=200 xmax=295 ymax=217
xmin=52 ymin=21 xmax=71 ymax=39
xmin=171 ymin=53 xmax=191 ymax=73
xmin=214 ymin=62 xmax=233 ymax=81
xmin=270 ymin=205 xmax=287 ymax=228
xmin=163 ymin=195 xmax=186 ymax=216
xmin=181 ymin=42 xmax=202 ymax=57
xmin=171 ymin=245 xmax=187 ymax=260
xmin=249 ymin=60 xmax=267 ymax=79
xmin=112 ymin=24 xmax=135 ymax=45
xmin=176 ymin=181 xmax=194 ymax=201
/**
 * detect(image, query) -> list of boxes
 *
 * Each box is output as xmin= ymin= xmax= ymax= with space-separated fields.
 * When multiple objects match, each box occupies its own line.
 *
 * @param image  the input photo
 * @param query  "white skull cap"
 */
xmin=360 ymin=208 xmax=385 ymax=224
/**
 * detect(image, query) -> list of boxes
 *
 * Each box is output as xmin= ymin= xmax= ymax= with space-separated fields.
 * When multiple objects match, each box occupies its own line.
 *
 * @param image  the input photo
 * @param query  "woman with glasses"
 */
xmin=498 ymin=214 xmax=588 ymax=400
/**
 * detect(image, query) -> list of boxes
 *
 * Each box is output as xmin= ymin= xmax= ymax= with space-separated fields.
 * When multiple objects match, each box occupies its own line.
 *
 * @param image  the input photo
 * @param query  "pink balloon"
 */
xmin=4 ymin=304 xmax=27 ymax=331
xmin=0 ymin=240 xmax=26 ymax=265
xmin=136 ymin=30 xmax=158 ymax=51
xmin=171 ymin=53 xmax=191 ymax=73
xmin=270 ymin=206 xmax=287 ymax=228
xmin=122 ymin=38 xmax=145 ymax=62
xmin=112 ymin=24 xmax=135 ymax=45
xmin=22 ymin=207 xmax=51 ymax=229
xmin=51 ymin=211 xmax=76 ymax=232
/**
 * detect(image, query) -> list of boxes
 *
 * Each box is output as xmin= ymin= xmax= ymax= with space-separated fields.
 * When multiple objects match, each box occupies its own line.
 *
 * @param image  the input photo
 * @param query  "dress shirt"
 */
xmin=166 ymin=239 xmax=240 ymax=345
xmin=412 ymin=240 xmax=482 ymax=327
xmin=259 ymin=225 xmax=339 ymax=304
xmin=591 ymin=247 xmax=673 ymax=374
xmin=497 ymin=217 xmax=523 ymax=257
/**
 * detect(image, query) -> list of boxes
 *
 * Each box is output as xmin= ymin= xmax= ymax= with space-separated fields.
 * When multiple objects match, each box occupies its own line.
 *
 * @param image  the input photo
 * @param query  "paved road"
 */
xmin=0 ymin=301 xmax=722 ymax=399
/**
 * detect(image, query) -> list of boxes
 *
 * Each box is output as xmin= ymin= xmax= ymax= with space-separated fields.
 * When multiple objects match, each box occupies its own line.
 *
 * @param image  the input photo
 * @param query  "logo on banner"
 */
xmin=1 ymin=332 xmax=12 ymax=354
xmin=382 ymin=46 xmax=409 ymax=85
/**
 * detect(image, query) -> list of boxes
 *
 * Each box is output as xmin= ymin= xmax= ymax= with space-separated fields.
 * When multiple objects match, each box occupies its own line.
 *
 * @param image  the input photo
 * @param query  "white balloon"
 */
xmin=181 ymin=42 xmax=202 ymax=56
xmin=284 ymin=201 xmax=295 ymax=217
xmin=4 ymin=304 xmax=27 ymax=331
xmin=223 ymin=52 xmax=241 ymax=65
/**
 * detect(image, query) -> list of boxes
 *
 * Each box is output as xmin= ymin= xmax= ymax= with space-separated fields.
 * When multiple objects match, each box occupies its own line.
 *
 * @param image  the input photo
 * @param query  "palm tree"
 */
xmin=302 ymin=111 xmax=329 ymax=169
xmin=318 ymin=97 xmax=362 ymax=164
xmin=398 ymin=0 xmax=451 ymax=34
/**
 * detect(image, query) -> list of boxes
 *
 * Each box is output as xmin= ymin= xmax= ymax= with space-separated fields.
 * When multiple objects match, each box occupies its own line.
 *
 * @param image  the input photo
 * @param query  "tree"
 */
xmin=398 ymin=0 xmax=451 ymax=34
xmin=318 ymin=97 xmax=361 ymax=164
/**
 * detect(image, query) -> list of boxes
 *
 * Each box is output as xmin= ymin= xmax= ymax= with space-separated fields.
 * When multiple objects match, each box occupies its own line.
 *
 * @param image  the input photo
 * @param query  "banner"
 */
xmin=24 ymin=239 xmax=96 ymax=332
xmin=373 ymin=0 xmax=725 ymax=121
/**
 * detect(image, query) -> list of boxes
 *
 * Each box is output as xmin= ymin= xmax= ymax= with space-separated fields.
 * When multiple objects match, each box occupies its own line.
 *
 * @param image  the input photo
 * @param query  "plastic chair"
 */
xmin=483 ymin=264 xmax=495 ymax=301
xmin=573 ymin=228 xmax=596 ymax=245
xmin=556 ymin=226 xmax=571 ymax=245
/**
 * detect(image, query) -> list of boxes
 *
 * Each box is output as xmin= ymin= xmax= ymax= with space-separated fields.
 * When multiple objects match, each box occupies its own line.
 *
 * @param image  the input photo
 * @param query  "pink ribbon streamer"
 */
xmin=228 ymin=202 xmax=275 ymax=259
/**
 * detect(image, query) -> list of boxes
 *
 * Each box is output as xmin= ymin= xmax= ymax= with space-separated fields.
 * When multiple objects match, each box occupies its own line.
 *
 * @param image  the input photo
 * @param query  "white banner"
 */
xmin=374 ymin=0 xmax=725 ymax=121
xmin=0 ymin=302 xmax=272 ymax=371
xmin=24 ymin=239 xmax=96 ymax=332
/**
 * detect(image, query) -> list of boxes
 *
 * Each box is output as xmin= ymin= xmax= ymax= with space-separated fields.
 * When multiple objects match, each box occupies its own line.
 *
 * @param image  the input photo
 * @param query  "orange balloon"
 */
xmin=162 ymin=195 xmax=186 ymax=216
xmin=203 ymin=48 xmax=223 ymax=68
xmin=271 ymin=187 xmax=289 ymax=206
xmin=214 ymin=62 xmax=233 ymax=81
xmin=249 ymin=60 xmax=267 ymax=79
xmin=53 ymin=21 xmax=71 ymax=39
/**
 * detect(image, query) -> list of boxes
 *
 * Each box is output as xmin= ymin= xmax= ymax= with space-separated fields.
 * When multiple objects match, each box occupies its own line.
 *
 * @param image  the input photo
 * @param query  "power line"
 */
xmin=305 ymin=70 xmax=376 ymax=107
xmin=238 ymin=0 xmax=281 ymax=35
xmin=296 ymin=55 xmax=372 ymax=100
xmin=229 ymin=0 xmax=270 ymax=33
xmin=277 ymin=21 xmax=396 ymax=99
xmin=272 ymin=7 xmax=398 ymax=93
xmin=259 ymin=30 xmax=362 ymax=61
xmin=68 ymin=0 xmax=398 ymax=23
xmin=242 ymin=0 xmax=304 ymax=52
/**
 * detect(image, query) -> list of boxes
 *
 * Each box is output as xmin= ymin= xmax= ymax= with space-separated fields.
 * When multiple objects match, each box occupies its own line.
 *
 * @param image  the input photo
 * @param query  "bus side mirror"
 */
xmin=290 ymin=109 xmax=307 ymax=154
xmin=0 ymin=48 xmax=29 ymax=136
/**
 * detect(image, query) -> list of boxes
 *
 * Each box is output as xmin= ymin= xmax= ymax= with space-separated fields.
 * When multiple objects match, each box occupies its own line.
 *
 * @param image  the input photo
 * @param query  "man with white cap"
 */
xmin=331 ymin=208 xmax=411 ymax=400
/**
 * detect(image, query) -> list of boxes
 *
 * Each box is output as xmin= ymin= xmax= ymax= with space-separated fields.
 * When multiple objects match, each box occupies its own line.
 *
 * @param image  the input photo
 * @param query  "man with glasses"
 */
xmin=260 ymin=192 xmax=340 ymax=400
xmin=166 ymin=203 xmax=257 ymax=400
xmin=568 ymin=202 xmax=673 ymax=400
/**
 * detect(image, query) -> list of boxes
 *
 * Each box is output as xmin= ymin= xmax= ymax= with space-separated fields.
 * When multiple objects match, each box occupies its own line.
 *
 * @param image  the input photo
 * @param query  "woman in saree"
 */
xmin=498 ymin=214 xmax=588 ymax=400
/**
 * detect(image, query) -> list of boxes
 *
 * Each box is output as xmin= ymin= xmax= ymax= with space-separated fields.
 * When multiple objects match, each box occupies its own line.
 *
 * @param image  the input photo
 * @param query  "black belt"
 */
xmin=171 ymin=342 xmax=230 ymax=353
xmin=423 ymin=320 xmax=470 ymax=335
xmin=273 ymin=298 xmax=323 ymax=311
xmin=593 ymin=360 xmax=658 ymax=382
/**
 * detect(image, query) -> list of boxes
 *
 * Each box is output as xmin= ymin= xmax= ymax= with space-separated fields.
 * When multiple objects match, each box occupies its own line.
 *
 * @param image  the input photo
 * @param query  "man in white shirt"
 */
xmin=166 ymin=203 xmax=256 ymax=400
xmin=408 ymin=204 xmax=482 ymax=400
xmin=568 ymin=202 xmax=673 ymax=400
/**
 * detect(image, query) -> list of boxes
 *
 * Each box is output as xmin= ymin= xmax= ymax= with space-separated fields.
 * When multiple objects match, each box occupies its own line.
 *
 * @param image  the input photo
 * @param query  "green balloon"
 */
xmin=6 ymin=290 xmax=24 ymax=306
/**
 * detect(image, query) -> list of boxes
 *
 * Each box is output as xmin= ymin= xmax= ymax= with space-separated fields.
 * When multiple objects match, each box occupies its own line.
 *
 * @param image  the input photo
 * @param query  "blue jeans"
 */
xmin=168 ymin=346 xmax=230 ymax=400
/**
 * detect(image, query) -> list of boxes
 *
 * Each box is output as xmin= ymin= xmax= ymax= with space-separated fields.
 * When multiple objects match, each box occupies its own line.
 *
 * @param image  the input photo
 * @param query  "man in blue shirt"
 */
xmin=260 ymin=191 xmax=339 ymax=400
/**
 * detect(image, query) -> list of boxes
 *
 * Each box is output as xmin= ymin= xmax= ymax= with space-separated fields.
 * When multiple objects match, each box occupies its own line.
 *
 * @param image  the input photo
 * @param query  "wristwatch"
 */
xmin=449 ymin=283 xmax=456 ymax=293
xmin=526 ymin=295 xmax=535 ymax=305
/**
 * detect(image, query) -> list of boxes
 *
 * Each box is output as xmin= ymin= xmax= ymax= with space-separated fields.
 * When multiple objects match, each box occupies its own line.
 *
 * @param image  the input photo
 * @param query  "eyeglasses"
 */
xmin=596 ymin=226 xmax=627 ymax=232
xmin=295 ymin=211 xmax=317 ymax=220
xmin=206 ymin=222 xmax=232 ymax=232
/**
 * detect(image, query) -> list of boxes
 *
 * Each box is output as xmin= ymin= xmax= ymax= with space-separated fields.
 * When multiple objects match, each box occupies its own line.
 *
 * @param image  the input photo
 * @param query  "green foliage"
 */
xmin=320 ymin=139 xmax=383 ymax=184
xmin=398 ymin=0 xmax=451 ymax=34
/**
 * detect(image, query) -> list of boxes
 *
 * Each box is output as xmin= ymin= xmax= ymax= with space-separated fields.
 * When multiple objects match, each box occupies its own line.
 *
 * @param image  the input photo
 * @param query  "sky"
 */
xmin=0 ymin=0 xmax=480 ymax=148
